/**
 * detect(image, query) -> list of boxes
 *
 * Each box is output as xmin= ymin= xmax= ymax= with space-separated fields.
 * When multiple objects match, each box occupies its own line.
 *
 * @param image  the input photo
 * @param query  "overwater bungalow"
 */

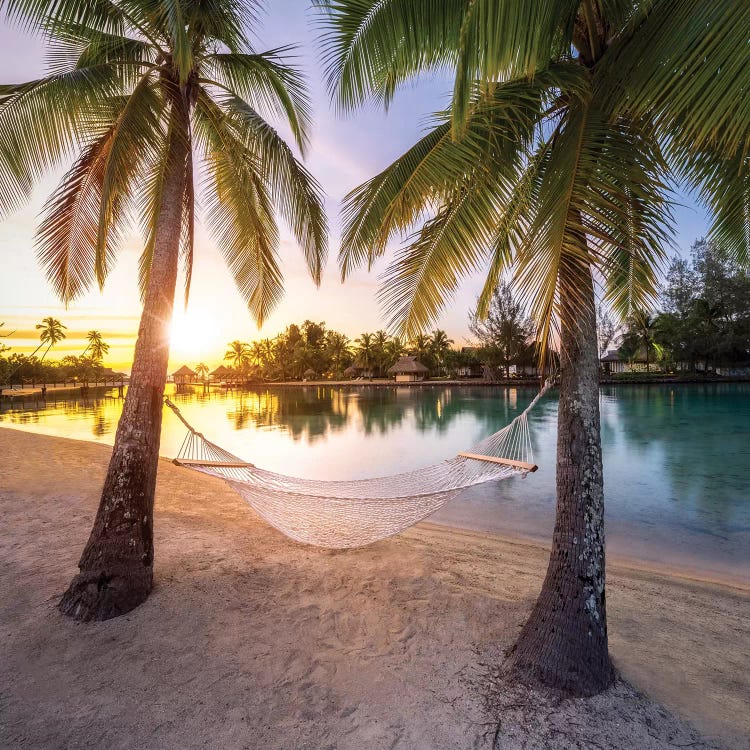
xmin=209 ymin=364 xmax=232 ymax=383
xmin=388 ymin=356 xmax=429 ymax=383
xmin=172 ymin=365 xmax=196 ymax=387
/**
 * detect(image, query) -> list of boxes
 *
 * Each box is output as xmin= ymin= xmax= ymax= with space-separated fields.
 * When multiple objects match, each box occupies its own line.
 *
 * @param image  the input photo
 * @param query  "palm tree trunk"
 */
xmin=508 ymin=262 xmax=615 ymax=695
xmin=59 ymin=102 xmax=189 ymax=622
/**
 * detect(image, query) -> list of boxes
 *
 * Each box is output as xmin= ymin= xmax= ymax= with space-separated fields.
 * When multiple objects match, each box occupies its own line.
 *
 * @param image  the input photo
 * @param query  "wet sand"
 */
xmin=1 ymin=427 xmax=748 ymax=749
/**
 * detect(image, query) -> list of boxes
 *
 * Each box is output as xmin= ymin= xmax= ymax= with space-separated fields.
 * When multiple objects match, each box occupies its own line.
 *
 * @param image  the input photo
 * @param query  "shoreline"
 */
xmin=419 ymin=520 xmax=750 ymax=593
xmin=0 ymin=423 xmax=747 ymax=589
xmin=2 ymin=427 xmax=748 ymax=748
xmin=2 ymin=373 xmax=749 ymax=401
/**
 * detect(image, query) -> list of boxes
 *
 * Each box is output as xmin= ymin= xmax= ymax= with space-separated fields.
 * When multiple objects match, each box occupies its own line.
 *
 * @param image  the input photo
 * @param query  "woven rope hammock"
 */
xmin=166 ymin=381 xmax=552 ymax=549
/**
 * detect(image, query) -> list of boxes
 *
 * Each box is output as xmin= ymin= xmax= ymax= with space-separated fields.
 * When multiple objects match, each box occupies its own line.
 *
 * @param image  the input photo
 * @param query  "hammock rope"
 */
xmin=165 ymin=380 xmax=553 ymax=548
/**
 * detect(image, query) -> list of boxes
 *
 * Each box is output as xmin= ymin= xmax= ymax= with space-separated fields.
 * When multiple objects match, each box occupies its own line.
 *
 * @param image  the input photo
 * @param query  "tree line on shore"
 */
xmin=0 ymin=321 xmax=116 ymax=387
xmin=607 ymin=240 xmax=750 ymax=372
xmin=216 ymin=323 xmax=460 ymax=381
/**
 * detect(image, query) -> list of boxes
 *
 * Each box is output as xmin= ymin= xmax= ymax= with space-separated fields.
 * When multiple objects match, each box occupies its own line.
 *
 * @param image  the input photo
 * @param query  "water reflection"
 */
xmin=1 ymin=382 xmax=748 ymax=576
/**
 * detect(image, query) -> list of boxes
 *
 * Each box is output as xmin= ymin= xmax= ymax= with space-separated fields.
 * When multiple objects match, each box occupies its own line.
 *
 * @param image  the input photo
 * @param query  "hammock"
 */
xmin=165 ymin=381 xmax=552 ymax=549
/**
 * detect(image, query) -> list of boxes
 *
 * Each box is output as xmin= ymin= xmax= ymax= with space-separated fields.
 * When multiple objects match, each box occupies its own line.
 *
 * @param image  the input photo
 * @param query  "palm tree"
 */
xmin=195 ymin=362 xmax=209 ymax=382
xmin=225 ymin=340 xmax=252 ymax=375
xmin=249 ymin=341 xmax=265 ymax=368
xmin=429 ymin=329 xmax=453 ymax=376
xmin=409 ymin=333 xmax=433 ymax=371
xmin=83 ymin=330 xmax=110 ymax=363
xmin=354 ymin=332 xmax=375 ymax=373
xmin=384 ymin=336 xmax=406 ymax=368
xmin=371 ymin=329 xmax=390 ymax=376
xmin=0 ymin=322 xmax=13 ymax=356
xmin=325 ymin=331 xmax=351 ymax=376
xmin=316 ymin=0 xmax=749 ymax=694
xmin=35 ymin=317 xmax=67 ymax=361
xmin=0 ymin=1 xmax=327 ymax=621
xmin=619 ymin=311 xmax=660 ymax=372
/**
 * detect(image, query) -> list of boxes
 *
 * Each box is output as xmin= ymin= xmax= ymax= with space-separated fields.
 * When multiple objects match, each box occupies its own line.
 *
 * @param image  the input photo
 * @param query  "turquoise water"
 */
xmin=2 ymin=383 xmax=748 ymax=581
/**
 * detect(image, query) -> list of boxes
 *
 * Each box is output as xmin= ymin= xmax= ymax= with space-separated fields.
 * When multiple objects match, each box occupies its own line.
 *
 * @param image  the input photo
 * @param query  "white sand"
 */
xmin=1 ymin=427 xmax=748 ymax=749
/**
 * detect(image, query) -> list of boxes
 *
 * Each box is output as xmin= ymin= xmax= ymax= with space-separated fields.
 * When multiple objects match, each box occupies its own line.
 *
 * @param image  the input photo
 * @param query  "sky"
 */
xmin=0 ymin=1 xmax=712 ymax=371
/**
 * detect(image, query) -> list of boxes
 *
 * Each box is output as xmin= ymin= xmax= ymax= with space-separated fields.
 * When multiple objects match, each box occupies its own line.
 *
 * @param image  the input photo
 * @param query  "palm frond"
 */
xmin=34 ymin=126 xmax=118 ymax=303
xmin=203 ymin=49 xmax=312 ymax=153
xmin=601 ymin=0 xmax=750 ymax=158
xmin=451 ymin=0 xmax=578 ymax=129
xmin=0 ymin=65 xmax=126 ymax=217
xmin=198 ymin=91 xmax=327 ymax=285
xmin=339 ymin=64 xmax=584 ymax=279
xmin=676 ymin=144 xmax=750 ymax=267
xmin=194 ymin=89 xmax=282 ymax=326
xmin=313 ymin=0 xmax=464 ymax=112
xmin=96 ymin=74 xmax=165 ymax=287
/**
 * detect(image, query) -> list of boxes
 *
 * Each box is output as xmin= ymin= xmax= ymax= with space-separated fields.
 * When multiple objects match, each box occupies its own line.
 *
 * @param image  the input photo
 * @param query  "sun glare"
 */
xmin=169 ymin=309 xmax=220 ymax=363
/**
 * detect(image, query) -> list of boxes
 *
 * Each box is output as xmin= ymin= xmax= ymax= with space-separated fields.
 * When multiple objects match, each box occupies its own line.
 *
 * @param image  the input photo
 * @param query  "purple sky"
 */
xmin=0 ymin=1 xmax=711 ymax=368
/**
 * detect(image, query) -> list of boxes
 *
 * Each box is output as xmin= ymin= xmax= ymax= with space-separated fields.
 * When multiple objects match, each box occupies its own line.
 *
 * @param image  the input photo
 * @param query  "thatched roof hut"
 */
xmin=209 ymin=364 xmax=232 ymax=380
xmin=387 ymin=356 xmax=429 ymax=382
xmin=343 ymin=365 xmax=358 ymax=378
xmin=303 ymin=367 xmax=317 ymax=380
xmin=172 ymin=365 xmax=196 ymax=385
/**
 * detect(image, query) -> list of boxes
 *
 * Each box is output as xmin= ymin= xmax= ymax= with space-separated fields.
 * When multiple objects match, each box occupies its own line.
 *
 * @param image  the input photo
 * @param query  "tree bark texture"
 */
xmin=507 ymin=261 xmax=616 ymax=695
xmin=59 ymin=99 xmax=190 ymax=621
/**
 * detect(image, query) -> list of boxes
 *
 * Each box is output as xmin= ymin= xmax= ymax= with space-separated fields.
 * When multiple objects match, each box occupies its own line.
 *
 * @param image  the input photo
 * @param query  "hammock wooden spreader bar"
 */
xmin=174 ymin=458 xmax=256 ymax=469
xmin=457 ymin=452 xmax=538 ymax=473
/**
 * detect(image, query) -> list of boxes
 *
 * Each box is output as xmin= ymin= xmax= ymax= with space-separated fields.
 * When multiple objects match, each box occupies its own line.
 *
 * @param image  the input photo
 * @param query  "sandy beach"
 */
xmin=1 ymin=427 xmax=748 ymax=749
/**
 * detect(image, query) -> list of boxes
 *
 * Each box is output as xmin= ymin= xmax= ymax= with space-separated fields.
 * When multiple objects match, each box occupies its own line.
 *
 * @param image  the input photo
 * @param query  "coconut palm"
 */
xmin=83 ymin=330 xmax=110 ymax=362
xmin=0 ymin=322 xmax=13 ymax=356
xmin=371 ymin=329 xmax=390 ymax=376
xmin=384 ymin=336 xmax=406 ymax=368
xmin=429 ymin=329 xmax=453 ymax=376
xmin=619 ymin=311 xmax=660 ymax=372
xmin=325 ymin=331 xmax=351 ymax=376
xmin=195 ymin=362 xmax=209 ymax=381
xmin=354 ymin=332 xmax=375 ymax=372
xmin=408 ymin=333 xmax=433 ymax=370
xmin=316 ymin=0 xmax=750 ymax=694
xmin=225 ymin=340 xmax=252 ymax=371
xmin=35 ymin=317 xmax=67 ymax=361
xmin=0 ymin=0 xmax=327 ymax=621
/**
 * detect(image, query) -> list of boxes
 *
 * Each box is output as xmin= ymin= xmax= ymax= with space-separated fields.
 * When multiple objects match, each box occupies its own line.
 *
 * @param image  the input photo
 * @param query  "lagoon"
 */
xmin=2 ymin=382 xmax=748 ymax=582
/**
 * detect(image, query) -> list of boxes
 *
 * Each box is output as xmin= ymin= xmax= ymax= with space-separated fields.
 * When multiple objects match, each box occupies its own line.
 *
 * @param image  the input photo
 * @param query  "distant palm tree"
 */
xmin=429 ymin=329 xmax=454 ymax=376
xmin=83 ymin=330 xmax=109 ymax=363
xmin=384 ymin=336 xmax=406 ymax=368
xmin=371 ymin=329 xmax=390 ymax=376
xmin=225 ymin=340 xmax=252 ymax=372
xmin=0 ymin=1 xmax=327 ymax=621
xmin=0 ymin=322 xmax=13 ymax=356
xmin=195 ymin=362 xmax=209 ymax=382
xmin=250 ymin=341 xmax=265 ymax=368
xmin=325 ymin=331 xmax=351 ymax=376
xmin=620 ymin=311 xmax=660 ymax=372
xmin=35 ymin=317 xmax=67 ymax=361
xmin=354 ymin=332 xmax=375 ymax=372
xmin=409 ymin=333 xmax=433 ymax=369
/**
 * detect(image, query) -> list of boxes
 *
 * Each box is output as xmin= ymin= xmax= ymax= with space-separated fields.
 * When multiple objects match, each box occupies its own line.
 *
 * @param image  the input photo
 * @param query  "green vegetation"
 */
xmin=216 ymin=322 xmax=472 ymax=381
xmin=0 ymin=323 xmax=116 ymax=388
xmin=315 ymin=0 xmax=750 ymax=695
xmin=609 ymin=241 xmax=750 ymax=374
xmin=0 ymin=0 xmax=327 ymax=621
xmin=653 ymin=241 xmax=750 ymax=372
xmin=469 ymin=281 xmax=537 ymax=378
